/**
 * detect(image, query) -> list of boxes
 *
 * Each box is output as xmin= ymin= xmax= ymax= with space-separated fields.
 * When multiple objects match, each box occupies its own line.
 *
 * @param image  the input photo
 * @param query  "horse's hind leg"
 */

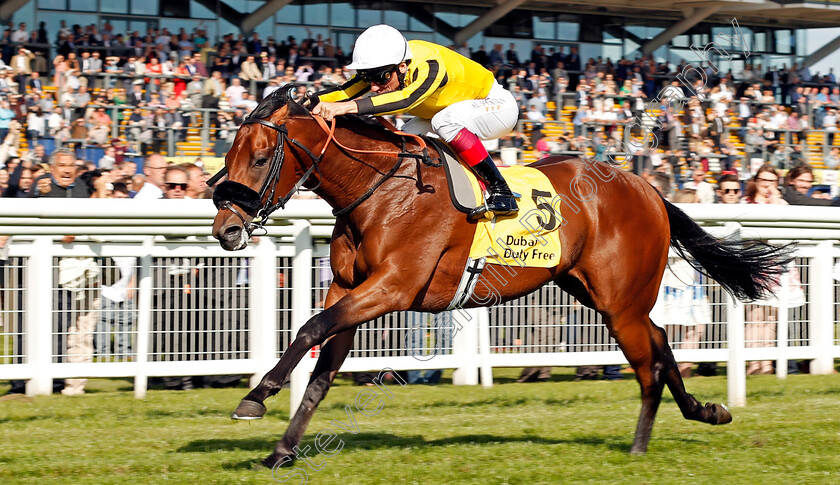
xmin=652 ymin=322 xmax=733 ymax=426
xmin=262 ymin=327 xmax=358 ymax=468
xmin=607 ymin=311 xmax=731 ymax=454
xmin=604 ymin=311 xmax=669 ymax=454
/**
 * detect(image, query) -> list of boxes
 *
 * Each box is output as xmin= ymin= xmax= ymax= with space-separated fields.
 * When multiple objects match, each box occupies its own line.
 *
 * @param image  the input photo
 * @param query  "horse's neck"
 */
xmin=305 ymin=120 xmax=412 ymax=212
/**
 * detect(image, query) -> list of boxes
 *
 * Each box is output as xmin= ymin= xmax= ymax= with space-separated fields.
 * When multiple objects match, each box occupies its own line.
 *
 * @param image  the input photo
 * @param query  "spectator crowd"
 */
xmin=0 ymin=21 xmax=838 ymax=396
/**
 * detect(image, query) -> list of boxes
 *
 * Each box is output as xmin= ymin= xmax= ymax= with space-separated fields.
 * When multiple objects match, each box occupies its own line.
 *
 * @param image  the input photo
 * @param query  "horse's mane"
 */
xmin=250 ymin=85 xmax=400 ymax=141
xmin=249 ymin=85 xmax=312 ymax=120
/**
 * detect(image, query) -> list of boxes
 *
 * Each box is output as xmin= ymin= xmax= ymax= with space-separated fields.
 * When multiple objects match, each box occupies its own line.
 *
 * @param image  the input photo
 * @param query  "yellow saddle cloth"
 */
xmin=466 ymin=165 xmax=563 ymax=268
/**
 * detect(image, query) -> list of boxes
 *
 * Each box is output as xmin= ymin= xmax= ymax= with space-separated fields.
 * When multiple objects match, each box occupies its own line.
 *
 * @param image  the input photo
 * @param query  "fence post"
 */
xmin=167 ymin=128 xmax=175 ymax=157
xmin=289 ymin=220 xmax=313 ymax=414
xmin=25 ymin=236 xmax=54 ymax=396
xmin=810 ymin=241 xmax=835 ymax=374
xmin=477 ymin=307 xmax=493 ymax=388
xmin=110 ymin=105 xmax=119 ymax=140
xmin=249 ymin=235 xmax=278 ymax=388
xmin=133 ymin=236 xmax=154 ymax=399
xmin=776 ymin=265 xmax=790 ymax=379
xmin=201 ymin=111 xmax=210 ymax=156
xmin=451 ymin=308 xmax=479 ymax=385
xmin=726 ymin=293 xmax=746 ymax=407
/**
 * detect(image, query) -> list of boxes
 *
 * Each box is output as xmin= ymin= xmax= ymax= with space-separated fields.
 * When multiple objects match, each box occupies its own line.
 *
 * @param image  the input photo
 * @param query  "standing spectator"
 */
xmin=825 ymin=146 xmax=840 ymax=169
xmin=25 ymin=106 xmax=45 ymax=145
xmin=28 ymin=71 xmax=43 ymax=95
xmin=716 ymin=173 xmax=743 ymax=205
xmin=687 ymin=168 xmax=715 ymax=203
xmin=743 ymin=164 xmax=792 ymax=375
xmin=96 ymin=255 xmax=136 ymax=360
xmin=186 ymin=74 xmax=203 ymax=109
xmin=239 ymin=55 xmax=262 ymax=81
xmin=97 ymin=145 xmax=117 ymax=170
xmin=29 ymin=149 xmax=99 ymax=395
xmin=182 ymin=162 xmax=210 ymax=199
xmin=782 ymin=164 xmax=837 ymax=206
xmin=225 ymin=77 xmax=246 ymax=107
xmin=133 ymin=153 xmax=167 ymax=199
xmin=10 ymin=47 xmax=34 ymax=95
xmin=651 ymin=190 xmax=712 ymax=378
xmin=202 ymin=70 xmax=224 ymax=108
xmin=145 ymin=56 xmax=163 ymax=94
xmin=2 ymin=157 xmax=34 ymax=198
xmin=10 ymin=23 xmax=28 ymax=43
xmin=0 ymin=100 xmax=15 ymax=142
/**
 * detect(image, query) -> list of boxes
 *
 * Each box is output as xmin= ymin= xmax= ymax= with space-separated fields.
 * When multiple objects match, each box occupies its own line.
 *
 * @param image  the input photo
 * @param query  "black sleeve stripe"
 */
xmin=439 ymin=71 xmax=448 ymax=88
xmin=356 ymin=97 xmax=374 ymax=114
xmin=369 ymin=60 xmax=441 ymax=114
xmin=315 ymin=76 xmax=368 ymax=99
xmin=347 ymin=85 xmax=371 ymax=100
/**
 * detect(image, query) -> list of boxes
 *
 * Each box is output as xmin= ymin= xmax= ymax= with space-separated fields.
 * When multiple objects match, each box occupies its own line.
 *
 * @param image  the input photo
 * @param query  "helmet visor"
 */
xmin=359 ymin=65 xmax=396 ymax=85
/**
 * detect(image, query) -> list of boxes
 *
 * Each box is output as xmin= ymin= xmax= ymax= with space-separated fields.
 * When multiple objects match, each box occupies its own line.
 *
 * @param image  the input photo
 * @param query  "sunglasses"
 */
xmin=722 ymin=188 xmax=741 ymax=194
xmin=166 ymin=182 xmax=187 ymax=190
xmin=360 ymin=66 xmax=396 ymax=85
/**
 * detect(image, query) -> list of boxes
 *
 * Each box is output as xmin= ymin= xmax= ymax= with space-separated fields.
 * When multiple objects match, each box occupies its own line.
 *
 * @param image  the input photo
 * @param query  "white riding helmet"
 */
xmin=345 ymin=25 xmax=412 ymax=71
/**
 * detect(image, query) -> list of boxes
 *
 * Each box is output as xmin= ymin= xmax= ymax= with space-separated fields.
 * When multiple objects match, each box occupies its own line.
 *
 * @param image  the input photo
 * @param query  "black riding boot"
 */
xmin=468 ymin=156 xmax=519 ymax=220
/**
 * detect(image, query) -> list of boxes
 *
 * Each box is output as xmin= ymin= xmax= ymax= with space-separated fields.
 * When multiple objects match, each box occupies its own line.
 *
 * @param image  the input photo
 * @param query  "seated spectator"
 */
xmin=87 ymin=122 xmax=110 ymax=146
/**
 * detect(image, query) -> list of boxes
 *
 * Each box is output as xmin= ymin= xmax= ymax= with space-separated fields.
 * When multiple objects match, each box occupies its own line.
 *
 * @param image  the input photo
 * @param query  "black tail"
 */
xmin=663 ymin=198 xmax=796 ymax=302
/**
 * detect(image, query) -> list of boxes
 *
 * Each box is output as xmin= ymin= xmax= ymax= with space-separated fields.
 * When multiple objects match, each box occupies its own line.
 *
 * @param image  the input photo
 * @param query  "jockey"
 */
xmin=312 ymin=25 xmax=520 ymax=220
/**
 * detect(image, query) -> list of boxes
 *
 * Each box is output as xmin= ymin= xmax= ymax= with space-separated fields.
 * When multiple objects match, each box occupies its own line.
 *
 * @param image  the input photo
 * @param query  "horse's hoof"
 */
xmin=231 ymin=399 xmax=266 ymax=420
xmin=629 ymin=446 xmax=647 ymax=456
xmin=265 ymin=453 xmax=296 ymax=469
xmin=707 ymin=402 xmax=733 ymax=425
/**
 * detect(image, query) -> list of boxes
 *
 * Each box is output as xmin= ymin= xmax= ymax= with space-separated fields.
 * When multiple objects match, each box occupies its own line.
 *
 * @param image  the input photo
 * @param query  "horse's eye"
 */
xmin=255 ymin=157 xmax=268 ymax=167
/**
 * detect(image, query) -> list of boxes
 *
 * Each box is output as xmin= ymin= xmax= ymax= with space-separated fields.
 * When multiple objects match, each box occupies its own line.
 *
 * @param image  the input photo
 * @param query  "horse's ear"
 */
xmin=302 ymin=91 xmax=320 ymax=112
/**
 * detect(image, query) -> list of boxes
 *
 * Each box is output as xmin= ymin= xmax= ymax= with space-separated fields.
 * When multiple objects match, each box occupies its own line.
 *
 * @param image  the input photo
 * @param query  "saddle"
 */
xmin=424 ymin=137 xmax=483 ymax=214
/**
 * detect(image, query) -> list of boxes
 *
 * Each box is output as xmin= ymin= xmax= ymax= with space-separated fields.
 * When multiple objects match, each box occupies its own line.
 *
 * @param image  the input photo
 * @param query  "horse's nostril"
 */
xmin=224 ymin=225 xmax=242 ymax=240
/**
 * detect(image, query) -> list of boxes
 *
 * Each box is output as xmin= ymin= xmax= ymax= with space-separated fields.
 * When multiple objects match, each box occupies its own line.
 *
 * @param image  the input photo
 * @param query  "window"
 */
xmin=189 ymin=0 xmax=215 ymax=19
xmin=331 ymin=3 xmax=355 ymax=28
xmin=161 ymin=0 xmax=190 ymax=17
xmin=102 ymin=0 xmax=130 ymax=14
xmin=384 ymin=9 xmax=408 ymax=31
xmin=357 ymin=4 xmax=382 ymax=27
xmin=533 ymin=13 xmax=555 ymax=40
xmin=277 ymin=3 xmax=302 ymax=24
xmin=131 ymin=0 xmax=159 ymax=16
xmin=303 ymin=1 xmax=328 ymax=26
xmin=69 ymin=0 xmax=96 ymax=11
xmin=38 ymin=0 xmax=66 ymax=9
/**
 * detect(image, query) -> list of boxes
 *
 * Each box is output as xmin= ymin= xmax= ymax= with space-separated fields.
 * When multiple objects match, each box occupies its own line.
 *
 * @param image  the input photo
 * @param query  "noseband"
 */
xmin=212 ymin=117 xmax=323 ymax=237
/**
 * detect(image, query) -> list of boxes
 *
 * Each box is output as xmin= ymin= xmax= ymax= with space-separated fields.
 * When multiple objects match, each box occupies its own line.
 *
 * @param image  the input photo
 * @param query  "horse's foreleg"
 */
xmin=234 ymin=269 xmax=417 ymax=417
xmin=263 ymin=327 xmax=357 ymax=468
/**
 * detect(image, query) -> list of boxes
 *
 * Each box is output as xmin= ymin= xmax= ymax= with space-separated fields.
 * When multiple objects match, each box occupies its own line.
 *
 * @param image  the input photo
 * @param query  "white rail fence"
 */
xmin=0 ymin=200 xmax=838 ymax=411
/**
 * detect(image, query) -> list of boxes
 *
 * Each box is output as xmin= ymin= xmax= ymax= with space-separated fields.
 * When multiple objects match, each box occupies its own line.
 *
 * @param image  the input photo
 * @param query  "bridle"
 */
xmin=210 ymin=107 xmax=440 ymax=237
xmin=210 ymin=116 xmax=325 ymax=237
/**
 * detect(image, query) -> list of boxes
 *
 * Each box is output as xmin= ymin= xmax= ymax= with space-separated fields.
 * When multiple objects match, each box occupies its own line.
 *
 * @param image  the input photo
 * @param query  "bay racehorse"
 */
xmin=210 ymin=89 xmax=792 ymax=466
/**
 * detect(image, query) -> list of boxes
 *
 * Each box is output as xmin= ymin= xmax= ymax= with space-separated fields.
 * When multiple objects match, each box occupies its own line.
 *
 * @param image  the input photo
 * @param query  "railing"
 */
xmin=0 ymin=200 xmax=838 ymax=412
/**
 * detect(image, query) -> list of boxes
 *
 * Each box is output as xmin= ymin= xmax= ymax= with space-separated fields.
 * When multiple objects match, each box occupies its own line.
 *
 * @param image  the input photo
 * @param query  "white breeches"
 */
xmin=401 ymin=82 xmax=520 ymax=142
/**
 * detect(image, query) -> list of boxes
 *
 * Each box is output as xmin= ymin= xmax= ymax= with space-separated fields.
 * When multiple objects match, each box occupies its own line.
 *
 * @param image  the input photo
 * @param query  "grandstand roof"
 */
xmin=525 ymin=0 xmax=840 ymax=28
xmin=414 ymin=0 xmax=840 ymax=29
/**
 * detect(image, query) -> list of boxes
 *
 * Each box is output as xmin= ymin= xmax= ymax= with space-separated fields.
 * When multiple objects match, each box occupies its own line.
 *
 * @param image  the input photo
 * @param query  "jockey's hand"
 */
xmin=312 ymin=101 xmax=358 ymax=121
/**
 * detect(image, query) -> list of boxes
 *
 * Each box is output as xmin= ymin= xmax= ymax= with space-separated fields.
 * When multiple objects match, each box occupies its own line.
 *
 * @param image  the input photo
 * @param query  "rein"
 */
xmin=211 ymin=112 xmax=441 ymax=235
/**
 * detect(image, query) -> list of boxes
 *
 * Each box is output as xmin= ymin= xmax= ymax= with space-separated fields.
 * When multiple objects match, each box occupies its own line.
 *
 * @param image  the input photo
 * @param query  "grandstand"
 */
xmin=1 ymin=0 xmax=840 ymax=191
